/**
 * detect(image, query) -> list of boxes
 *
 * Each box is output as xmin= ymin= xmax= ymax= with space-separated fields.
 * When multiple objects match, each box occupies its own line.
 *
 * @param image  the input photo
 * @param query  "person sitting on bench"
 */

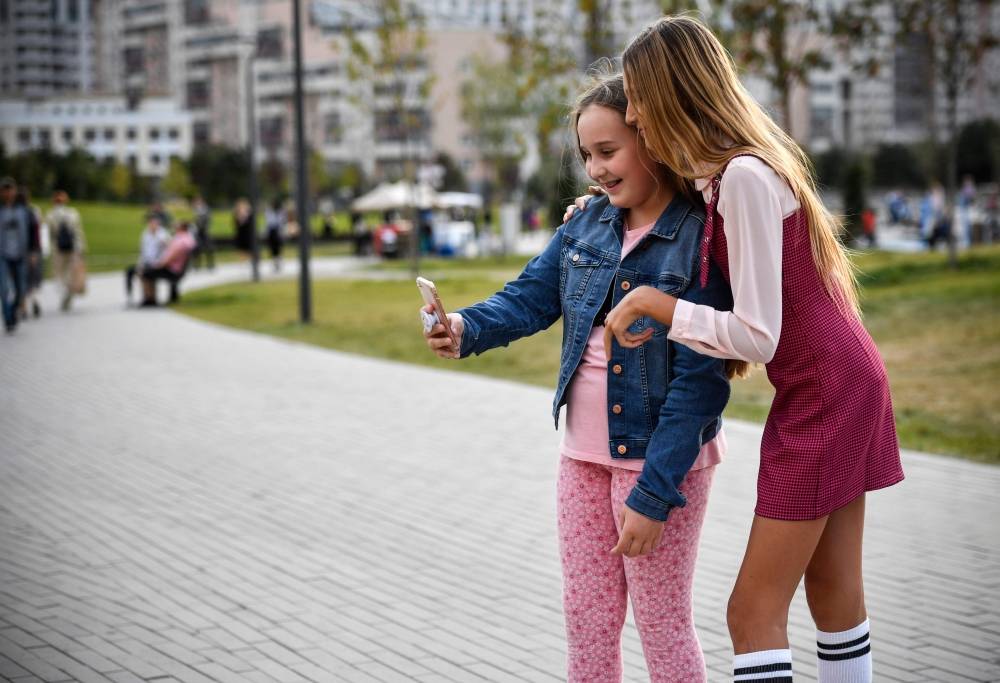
xmin=125 ymin=215 xmax=170 ymax=305
xmin=140 ymin=221 xmax=196 ymax=306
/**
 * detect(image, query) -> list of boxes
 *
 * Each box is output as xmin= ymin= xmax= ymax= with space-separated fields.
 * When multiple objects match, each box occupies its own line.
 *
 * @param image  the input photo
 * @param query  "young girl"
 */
xmin=423 ymin=73 xmax=733 ymax=682
xmin=570 ymin=16 xmax=904 ymax=683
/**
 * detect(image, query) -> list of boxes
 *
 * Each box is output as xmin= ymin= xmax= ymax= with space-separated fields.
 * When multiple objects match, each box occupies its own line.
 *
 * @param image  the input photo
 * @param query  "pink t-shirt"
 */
xmin=560 ymin=220 xmax=725 ymax=472
xmin=162 ymin=231 xmax=196 ymax=275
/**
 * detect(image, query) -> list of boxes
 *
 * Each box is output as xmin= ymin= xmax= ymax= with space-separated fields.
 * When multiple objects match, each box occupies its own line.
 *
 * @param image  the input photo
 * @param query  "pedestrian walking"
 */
xmin=861 ymin=207 xmax=877 ymax=248
xmin=264 ymin=198 xmax=285 ymax=272
xmin=565 ymin=17 xmax=904 ymax=683
xmin=16 ymin=185 xmax=44 ymax=319
xmin=0 ymin=177 xmax=35 ymax=333
xmin=424 ymin=72 xmax=734 ymax=682
xmin=192 ymin=195 xmax=215 ymax=270
xmin=45 ymin=190 xmax=87 ymax=311
xmin=232 ymin=198 xmax=254 ymax=258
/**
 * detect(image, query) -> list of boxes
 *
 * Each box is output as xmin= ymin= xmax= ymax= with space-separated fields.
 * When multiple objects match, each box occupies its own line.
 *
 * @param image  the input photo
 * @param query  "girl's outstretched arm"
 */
xmin=453 ymin=225 xmax=566 ymax=358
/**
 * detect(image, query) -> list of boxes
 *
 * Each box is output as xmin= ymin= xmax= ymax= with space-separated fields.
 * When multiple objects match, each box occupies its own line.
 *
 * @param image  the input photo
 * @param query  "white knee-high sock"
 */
xmin=816 ymin=619 xmax=872 ymax=682
xmin=733 ymin=649 xmax=793 ymax=682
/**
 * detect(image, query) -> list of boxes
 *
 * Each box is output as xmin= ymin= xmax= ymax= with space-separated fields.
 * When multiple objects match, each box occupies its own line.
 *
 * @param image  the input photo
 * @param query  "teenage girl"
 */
xmin=423 ymin=72 xmax=734 ymax=682
xmin=569 ymin=16 xmax=904 ymax=683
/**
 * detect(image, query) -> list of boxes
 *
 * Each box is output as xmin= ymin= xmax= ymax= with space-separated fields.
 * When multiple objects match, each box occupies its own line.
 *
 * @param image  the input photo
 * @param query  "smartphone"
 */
xmin=416 ymin=276 xmax=459 ymax=349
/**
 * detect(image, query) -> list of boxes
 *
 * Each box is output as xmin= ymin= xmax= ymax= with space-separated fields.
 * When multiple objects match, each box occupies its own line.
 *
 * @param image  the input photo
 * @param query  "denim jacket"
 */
xmin=457 ymin=194 xmax=733 ymax=521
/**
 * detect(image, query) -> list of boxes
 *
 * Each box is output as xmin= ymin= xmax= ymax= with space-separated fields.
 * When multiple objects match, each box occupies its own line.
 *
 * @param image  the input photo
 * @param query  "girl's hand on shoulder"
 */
xmin=611 ymin=506 xmax=664 ymax=558
xmin=602 ymin=285 xmax=678 ymax=360
xmin=562 ymin=185 xmax=606 ymax=223
xmin=421 ymin=305 xmax=464 ymax=359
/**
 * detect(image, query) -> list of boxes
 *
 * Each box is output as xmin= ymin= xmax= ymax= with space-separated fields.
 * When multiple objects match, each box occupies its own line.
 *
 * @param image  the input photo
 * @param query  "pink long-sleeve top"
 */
xmin=668 ymin=155 xmax=800 ymax=363
xmin=561 ymin=220 xmax=725 ymax=472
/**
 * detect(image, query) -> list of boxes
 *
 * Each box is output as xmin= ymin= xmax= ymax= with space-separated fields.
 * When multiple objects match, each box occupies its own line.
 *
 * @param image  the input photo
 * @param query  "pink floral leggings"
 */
xmin=557 ymin=456 xmax=715 ymax=683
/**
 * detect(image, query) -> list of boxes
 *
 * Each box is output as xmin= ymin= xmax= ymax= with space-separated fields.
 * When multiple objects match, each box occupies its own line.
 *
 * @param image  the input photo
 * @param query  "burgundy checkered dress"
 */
xmin=702 ymin=158 xmax=905 ymax=520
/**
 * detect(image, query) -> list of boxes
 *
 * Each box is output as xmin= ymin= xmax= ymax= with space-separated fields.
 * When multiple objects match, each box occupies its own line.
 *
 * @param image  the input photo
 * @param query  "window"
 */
xmin=193 ymin=121 xmax=211 ymax=144
xmin=126 ymin=127 xmax=137 ymax=141
xmin=259 ymin=116 xmax=285 ymax=147
xmin=375 ymin=108 xmax=429 ymax=143
xmin=186 ymin=80 xmax=209 ymax=109
xmin=62 ymin=128 xmax=73 ymax=142
xmin=124 ymin=47 xmax=144 ymax=76
xmin=149 ymin=127 xmax=160 ymax=141
xmin=324 ymin=112 xmax=342 ymax=144
xmin=168 ymin=128 xmax=179 ymax=140
xmin=84 ymin=128 xmax=96 ymax=142
xmin=127 ymin=154 xmax=137 ymax=168
xmin=39 ymin=129 xmax=51 ymax=147
xmin=894 ymin=33 xmax=932 ymax=127
xmin=184 ymin=0 xmax=210 ymax=24
xmin=150 ymin=154 xmax=161 ymax=165
xmin=810 ymin=106 xmax=834 ymax=141
xmin=104 ymin=128 xmax=115 ymax=141
xmin=256 ymin=27 xmax=283 ymax=59
xmin=18 ymin=128 xmax=31 ymax=143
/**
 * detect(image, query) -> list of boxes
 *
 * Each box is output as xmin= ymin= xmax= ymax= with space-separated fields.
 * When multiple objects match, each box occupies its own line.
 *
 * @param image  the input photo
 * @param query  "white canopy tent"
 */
xmin=435 ymin=192 xmax=483 ymax=210
xmin=351 ymin=181 xmax=438 ymax=212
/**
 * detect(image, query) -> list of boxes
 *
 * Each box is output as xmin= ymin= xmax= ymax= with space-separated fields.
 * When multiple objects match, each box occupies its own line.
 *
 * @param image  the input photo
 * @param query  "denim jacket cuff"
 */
xmin=456 ymin=311 xmax=478 ymax=358
xmin=625 ymin=485 xmax=674 ymax=522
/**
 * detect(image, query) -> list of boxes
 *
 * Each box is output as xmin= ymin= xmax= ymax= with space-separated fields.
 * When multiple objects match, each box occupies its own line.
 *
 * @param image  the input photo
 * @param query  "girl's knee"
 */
xmin=726 ymin=591 xmax=789 ymax=645
xmin=804 ymin=571 xmax=866 ymax=629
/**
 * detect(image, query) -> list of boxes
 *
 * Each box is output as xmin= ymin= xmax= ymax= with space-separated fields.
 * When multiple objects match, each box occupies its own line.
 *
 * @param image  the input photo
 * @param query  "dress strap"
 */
xmin=697 ymin=153 xmax=758 ymax=287
xmin=698 ymin=172 xmax=724 ymax=286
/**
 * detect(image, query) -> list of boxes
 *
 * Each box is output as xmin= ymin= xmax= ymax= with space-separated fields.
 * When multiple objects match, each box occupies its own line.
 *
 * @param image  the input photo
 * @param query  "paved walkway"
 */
xmin=1 ymin=261 xmax=998 ymax=683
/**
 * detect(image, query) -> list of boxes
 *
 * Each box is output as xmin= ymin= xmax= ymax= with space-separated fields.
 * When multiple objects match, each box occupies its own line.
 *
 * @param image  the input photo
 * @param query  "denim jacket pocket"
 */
xmin=561 ymin=240 xmax=604 ymax=301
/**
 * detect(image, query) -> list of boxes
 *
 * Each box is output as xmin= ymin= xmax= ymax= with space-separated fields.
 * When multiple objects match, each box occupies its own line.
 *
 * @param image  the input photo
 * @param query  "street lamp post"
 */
xmin=244 ymin=39 xmax=260 ymax=283
xmin=292 ymin=0 xmax=312 ymax=323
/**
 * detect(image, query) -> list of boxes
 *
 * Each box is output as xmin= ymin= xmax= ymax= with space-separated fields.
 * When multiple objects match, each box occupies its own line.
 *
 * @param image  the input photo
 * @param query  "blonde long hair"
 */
xmin=622 ymin=16 xmax=860 ymax=325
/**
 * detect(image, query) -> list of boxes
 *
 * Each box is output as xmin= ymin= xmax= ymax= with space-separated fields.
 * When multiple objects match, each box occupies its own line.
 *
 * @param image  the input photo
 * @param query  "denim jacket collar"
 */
xmin=597 ymin=194 xmax=695 ymax=241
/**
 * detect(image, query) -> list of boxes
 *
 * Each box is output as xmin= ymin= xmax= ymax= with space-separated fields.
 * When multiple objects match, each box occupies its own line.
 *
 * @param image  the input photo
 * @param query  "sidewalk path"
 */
xmin=2 ymin=262 xmax=998 ymax=682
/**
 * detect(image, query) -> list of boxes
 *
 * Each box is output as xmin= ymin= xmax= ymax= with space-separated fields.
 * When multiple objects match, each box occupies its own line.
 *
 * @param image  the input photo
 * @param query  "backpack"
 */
xmin=56 ymin=221 xmax=75 ymax=253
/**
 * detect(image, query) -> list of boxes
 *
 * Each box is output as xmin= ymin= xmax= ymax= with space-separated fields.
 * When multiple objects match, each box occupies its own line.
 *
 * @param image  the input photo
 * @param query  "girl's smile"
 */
xmin=576 ymin=104 xmax=672 ymax=225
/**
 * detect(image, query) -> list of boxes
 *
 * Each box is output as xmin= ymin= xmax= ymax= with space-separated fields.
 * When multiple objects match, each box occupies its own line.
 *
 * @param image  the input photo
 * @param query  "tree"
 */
xmin=108 ymin=162 xmax=133 ymax=201
xmin=725 ymin=0 xmax=829 ymax=131
xmin=341 ymin=0 xmax=433 ymax=181
xmin=956 ymin=119 xmax=1000 ymax=183
xmin=161 ymin=157 xmax=195 ymax=199
xmin=434 ymin=152 xmax=468 ymax=192
xmin=460 ymin=55 xmax=529 ymax=201
xmin=188 ymin=144 xmax=251 ymax=205
xmin=831 ymin=0 xmax=999 ymax=263
xmin=894 ymin=0 xmax=998 ymax=205
xmin=308 ymin=149 xmax=334 ymax=198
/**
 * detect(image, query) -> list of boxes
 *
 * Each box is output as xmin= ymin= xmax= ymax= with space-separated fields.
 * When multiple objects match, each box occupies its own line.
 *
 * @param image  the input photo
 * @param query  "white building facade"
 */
xmin=0 ymin=97 xmax=193 ymax=177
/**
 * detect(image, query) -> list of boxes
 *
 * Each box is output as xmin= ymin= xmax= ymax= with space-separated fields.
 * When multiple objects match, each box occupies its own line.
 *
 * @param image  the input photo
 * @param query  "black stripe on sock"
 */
xmin=817 ymin=643 xmax=871 ymax=661
xmin=817 ymin=632 xmax=869 ymax=651
xmin=734 ymin=662 xmax=793 ymax=675
xmin=735 ymin=677 xmax=793 ymax=683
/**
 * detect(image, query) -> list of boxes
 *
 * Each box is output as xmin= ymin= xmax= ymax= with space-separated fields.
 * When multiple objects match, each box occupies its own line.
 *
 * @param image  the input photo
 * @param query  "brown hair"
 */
xmin=622 ymin=16 xmax=861 ymax=378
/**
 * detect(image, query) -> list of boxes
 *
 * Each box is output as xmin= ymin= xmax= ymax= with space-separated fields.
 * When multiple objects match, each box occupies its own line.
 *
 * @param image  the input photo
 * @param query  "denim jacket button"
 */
xmin=612 ymin=404 xmax=622 ymax=414
xmin=617 ymin=444 xmax=627 ymax=455
xmin=621 ymin=280 xmax=631 ymax=291
xmin=612 ymin=363 xmax=622 ymax=374
xmin=572 ymin=253 xmax=580 ymax=262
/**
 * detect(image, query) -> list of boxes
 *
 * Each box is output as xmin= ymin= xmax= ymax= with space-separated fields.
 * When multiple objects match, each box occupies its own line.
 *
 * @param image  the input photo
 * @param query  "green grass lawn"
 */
xmin=176 ymin=245 xmax=1000 ymax=463
xmin=33 ymin=200 xmax=352 ymax=273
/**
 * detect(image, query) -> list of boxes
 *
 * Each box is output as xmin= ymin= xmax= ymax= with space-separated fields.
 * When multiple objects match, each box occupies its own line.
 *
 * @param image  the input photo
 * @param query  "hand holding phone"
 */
xmin=416 ymin=276 xmax=461 ymax=356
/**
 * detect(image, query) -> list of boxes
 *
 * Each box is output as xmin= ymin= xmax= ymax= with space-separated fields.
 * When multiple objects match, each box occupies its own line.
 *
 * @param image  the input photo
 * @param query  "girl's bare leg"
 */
xmin=727 ymin=514 xmax=828 ymax=653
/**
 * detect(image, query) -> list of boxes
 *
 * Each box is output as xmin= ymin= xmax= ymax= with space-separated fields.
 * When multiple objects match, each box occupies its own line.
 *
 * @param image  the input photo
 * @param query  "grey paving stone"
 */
xmin=1 ymin=261 xmax=998 ymax=682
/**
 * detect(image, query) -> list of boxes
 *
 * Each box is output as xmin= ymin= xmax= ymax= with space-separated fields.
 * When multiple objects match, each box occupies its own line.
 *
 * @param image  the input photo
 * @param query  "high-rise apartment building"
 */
xmin=0 ymin=0 xmax=116 ymax=97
